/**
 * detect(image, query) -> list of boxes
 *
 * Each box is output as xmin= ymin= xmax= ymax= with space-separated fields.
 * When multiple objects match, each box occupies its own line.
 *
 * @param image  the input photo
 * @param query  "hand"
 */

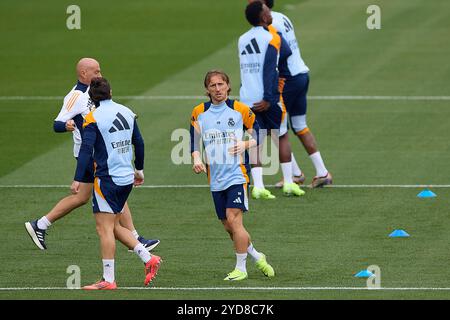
xmin=66 ymin=120 xmax=76 ymax=131
xmin=192 ymin=155 xmax=207 ymax=174
xmin=252 ymin=100 xmax=270 ymax=112
xmin=228 ymin=137 xmax=246 ymax=155
xmin=71 ymin=181 xmax=80 ymax=194
xmin=134 ymin=170 xmax=144 ymax=186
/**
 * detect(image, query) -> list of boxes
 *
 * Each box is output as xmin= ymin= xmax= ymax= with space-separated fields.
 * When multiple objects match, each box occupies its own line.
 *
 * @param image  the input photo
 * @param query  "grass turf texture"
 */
xmin=1 ymin=0 xmax=450 ymax=299
xmin=1 ymin=187 xmax=450 ymax=299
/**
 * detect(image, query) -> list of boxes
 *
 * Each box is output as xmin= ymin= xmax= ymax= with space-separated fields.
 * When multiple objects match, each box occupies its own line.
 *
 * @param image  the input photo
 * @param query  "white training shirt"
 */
xmin=238 ymin=26 xmax=280 ymax=107
xmin=271 ymin=11 xmax=309 ymax=76
xmin=54 ymin=83 xmax=94 ymax=157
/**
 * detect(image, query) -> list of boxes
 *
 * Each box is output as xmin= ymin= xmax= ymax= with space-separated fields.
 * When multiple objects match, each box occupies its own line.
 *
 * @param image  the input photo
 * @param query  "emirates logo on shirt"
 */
xmin=228 ymin=118 xmax=235 ymax=127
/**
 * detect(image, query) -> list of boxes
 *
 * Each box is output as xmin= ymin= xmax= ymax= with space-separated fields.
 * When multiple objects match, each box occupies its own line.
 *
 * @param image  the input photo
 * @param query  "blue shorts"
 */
xmin=74 ymin=157 xmax=95 ymax=183
xmin=281 ymin=72 xmax=309 ymax=117
xmin=211 ymin=184 xmax=249 ymax=220
xmin=92 ymin=176 xmax=133 ymax=214
xmin=253 ymin=100 xmax=282 ymax=131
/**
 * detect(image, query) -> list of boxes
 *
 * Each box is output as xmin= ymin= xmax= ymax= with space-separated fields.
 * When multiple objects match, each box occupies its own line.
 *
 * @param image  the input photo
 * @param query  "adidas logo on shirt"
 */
xmin=283 ymin=17 xmax=294 ymax=33
xmin=109 ymin=112 xmax=130 ymax=133
xmin=240 ymin=38 xmax=261 ymax=55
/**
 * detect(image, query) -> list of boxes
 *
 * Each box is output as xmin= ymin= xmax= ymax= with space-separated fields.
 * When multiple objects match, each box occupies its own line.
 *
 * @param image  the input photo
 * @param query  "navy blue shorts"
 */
xmin=211 ymin=184 xmax=249 ymax=220
xmin=253 ymin=100 xmax=282 ymax=130
xmin=74 ymin=157 xmax=95 ymax=183
xmin=92 ymin=176 xmax=133 ymax=214
xmin=281 ymin=72 xmax=309 ymax=117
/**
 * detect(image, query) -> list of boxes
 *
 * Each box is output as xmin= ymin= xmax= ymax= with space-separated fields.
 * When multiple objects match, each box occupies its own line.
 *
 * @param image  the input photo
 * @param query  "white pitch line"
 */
xmin=1 ymin=95 xmax=450 ymax=101
xmin=0 ymin=184 xmax=449 ymax=189
xmin=308 ymin=96 xmax=450 ymax=101
xmin=1 ymin=286 xmax=450 ymax=291
xmin=119 ymin=287 xmax=450 ymax=291
xmin=0 ymin=96 xmax=205 ymax=101
xmin=325 ymin=184 xmax=450 ymax=188
xmin=0 ymin=184 xmax=206 ymax=188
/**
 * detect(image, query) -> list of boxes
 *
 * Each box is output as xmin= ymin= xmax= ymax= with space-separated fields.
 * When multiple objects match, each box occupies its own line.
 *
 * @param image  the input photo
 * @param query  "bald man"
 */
xmin=25 ymin=58 xmax=160 ymax=252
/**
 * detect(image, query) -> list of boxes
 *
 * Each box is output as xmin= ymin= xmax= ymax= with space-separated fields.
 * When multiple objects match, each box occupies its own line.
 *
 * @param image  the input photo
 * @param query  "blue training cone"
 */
xmin=389 ymin=229 xmax=410 ymax=237
xmin=354 ymin=270 xmax=374 ymax=278
xmin=417 ymin=189 xmax=436 ymax=198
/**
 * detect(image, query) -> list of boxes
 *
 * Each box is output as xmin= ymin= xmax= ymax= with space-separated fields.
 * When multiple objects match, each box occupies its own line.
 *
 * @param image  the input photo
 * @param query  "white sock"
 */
xmin=102 ymin=259 xmax=115 ymax=283
xmin=37 ymin=216 xmax=52 ymax=230
xmin=251 ymin=167 xmax=264 ymax=189
xmin=235 ymin=253 xmax=247 ymax=273
xmin=309 ymin=151 xmax=328 ymax=177
xmin=291 ymin=153 xmax=302 ymax=176
xmin=131 ymin=230 xmax=139 ymax=239
xmin=247 ymin=243 xmax=262 ymax=262
xmin=133 ymin=243 xmax=151 ymax=264
xmin=281 ymin=162 xmax=293 ymax=184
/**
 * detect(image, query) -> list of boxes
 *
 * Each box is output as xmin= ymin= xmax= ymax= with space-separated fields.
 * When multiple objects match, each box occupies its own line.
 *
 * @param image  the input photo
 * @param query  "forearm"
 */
xmin=263 ymin=45 xmax=279 ymax=103
xmin=53 ymin=121 xmax=67 ymax=133
xmin=74 ymin=125 xmax=96 ymax=181
xmin=132 ymin=121 xmax=145 ymax=170
xmin=192 ymin=151 xmax=201 ymax=161
xmin=133 ymin=140 xmax=144 ymax=170
xmin=245 ymin=139 xmax=257 ymax=150
xmin=74 ymin=146 xmax=92 ymax=181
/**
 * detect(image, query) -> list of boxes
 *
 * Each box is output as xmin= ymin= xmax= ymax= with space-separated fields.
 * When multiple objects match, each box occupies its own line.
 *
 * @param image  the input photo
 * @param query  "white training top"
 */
xmin=54 ymin=83 xmax=94 ymax=157
xmin=271 ymin=11 xmax=309 ymax=76
xmin=238 ymin=26 xmax=280 ymax=107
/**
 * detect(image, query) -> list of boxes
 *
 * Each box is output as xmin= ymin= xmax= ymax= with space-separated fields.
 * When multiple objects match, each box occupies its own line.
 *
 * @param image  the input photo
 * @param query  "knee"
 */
xmin=79 ymin=198 xmax=90 ymax=206
xmin=113 ymin=223 xmax=123 ymax=237
xmin=73 ymin=192 xmax=90 ymax=206
xmin=291 ymin=115 xmax=308 ymax=134
xmin=95 ymin=224 xmax=105 ymax=236
xmin=96 ymin=222 xmax=112 ymax=237
xmin=223 ymin=219 xmax=236 ymax=234
xmin=224 ymin=226 xmax=233 ymax=239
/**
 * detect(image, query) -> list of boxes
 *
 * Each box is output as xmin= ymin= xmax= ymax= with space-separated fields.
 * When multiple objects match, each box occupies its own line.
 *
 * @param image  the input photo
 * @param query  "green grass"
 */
xmin=1 ymin=0 xmax=450 ymax=299
xmin=0 ymin=0 xmax=276 ymax=177
xmin=1 ymin=187 xmax=450 ymax=299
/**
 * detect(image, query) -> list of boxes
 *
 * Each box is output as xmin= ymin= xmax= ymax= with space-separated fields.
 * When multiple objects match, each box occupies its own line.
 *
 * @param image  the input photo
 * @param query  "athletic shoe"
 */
xmin=275 ymin=173 xmax=306 ymax=188
xmin=251 ymin=187 xmax=276 ymax=200
xmin=25 ymin=220 xmax=47 ymax=250
xmin=128 ymin=237 xmax=160 ymax=252
xmin=144 ymin=255 xmax=162 ymax=286
xmin=139 ymin=237 xmax=160 ymax=251
xmin=223 ymin=269 xmax=248 ymax=281
xmin=294 ymin=173 xmax=306 ymax=185
xmin=311 ymin=172 xmax=333 ymax=188
xmin=282 ymin=182 xmax=306 ymax=197
xmin=255 ymin=253 xmax=275 ymax=278
xmin=82 ymin=279 xmax=117 ymax=290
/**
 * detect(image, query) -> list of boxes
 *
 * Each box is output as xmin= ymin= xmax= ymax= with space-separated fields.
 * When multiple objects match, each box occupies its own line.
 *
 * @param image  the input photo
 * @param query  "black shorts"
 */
xmin=211 ymin=184 xmax=249 ymax=220
xmin=253 ymin=100 xmax=283 ymax=131
xmin=281 ymin=72 xmax=309 ymax=117
xmin=92 ymin=176 xmax=133 ymax=214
